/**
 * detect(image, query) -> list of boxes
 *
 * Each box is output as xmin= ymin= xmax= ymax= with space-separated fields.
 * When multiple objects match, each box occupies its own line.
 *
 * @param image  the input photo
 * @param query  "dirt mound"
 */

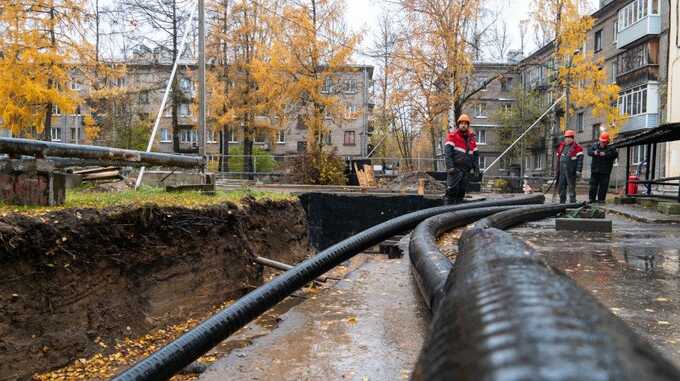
xmin=379 ymin=172 xmax=446 ymax=194
xmin=0 ymin=199 xmax=311 ymax=380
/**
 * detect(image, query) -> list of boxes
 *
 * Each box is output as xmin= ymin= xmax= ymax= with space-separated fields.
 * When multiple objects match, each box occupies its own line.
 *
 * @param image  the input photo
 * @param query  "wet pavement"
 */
xmin=199 ymin=254 xmax=428 ymax=381
xmin=510 ymin=213 xmax=680 ymax=367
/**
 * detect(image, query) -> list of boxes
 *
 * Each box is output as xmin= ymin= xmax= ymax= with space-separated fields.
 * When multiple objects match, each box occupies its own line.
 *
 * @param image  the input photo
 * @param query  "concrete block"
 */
xmin=657 ymin=203 xmax=680 ymax=215
xmin=556 ymin=218 xmax=612 ymax=233
xmin=0 ymin=172 xmax=65 ymax=206
xmin=614 ymin=196 xmax=637 ymax=205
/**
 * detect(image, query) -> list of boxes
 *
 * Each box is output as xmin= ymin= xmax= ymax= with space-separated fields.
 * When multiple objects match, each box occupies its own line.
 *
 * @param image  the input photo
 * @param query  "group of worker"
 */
xmin=444 ymin=114 xmax=619 ymax=204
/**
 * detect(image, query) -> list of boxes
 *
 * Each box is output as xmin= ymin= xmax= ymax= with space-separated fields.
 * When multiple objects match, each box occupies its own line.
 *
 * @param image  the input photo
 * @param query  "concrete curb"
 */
xmin=602 ymin=206 xmax=680 ymax=224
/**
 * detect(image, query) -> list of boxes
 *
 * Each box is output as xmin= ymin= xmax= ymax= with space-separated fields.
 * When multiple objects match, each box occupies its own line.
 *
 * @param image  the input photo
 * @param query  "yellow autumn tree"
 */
xmin=396 ymin=0 xmax=483 ymax=169
xmin=532 ymin=0 xmax=624 ymax=137
xmin=0 ymin=1 xmax=122 ymax=141
xmin=252 ymin=0 xmax=359 ymax=183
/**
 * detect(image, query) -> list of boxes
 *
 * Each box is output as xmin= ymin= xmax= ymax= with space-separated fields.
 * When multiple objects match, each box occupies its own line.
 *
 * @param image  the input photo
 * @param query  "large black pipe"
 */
xmin=408 ymin=206 xmax=526 ymax=312
xmin=412 ymin=206 xmax=680 ymax=381
xmin=0 ymin=137 xmax=204 ymax=169
xmin=111 ymin=194 xmax=545 ymax=381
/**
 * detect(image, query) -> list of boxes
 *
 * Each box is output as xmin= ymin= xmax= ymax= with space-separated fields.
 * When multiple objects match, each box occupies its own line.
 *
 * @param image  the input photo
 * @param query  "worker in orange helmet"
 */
xmin=555 ymin=129 xmax=584 ymax=204
xmin=443 ymin=113 xmax=480 ymax=204
xmin=587 ymin=131 xmax=618 ymax=203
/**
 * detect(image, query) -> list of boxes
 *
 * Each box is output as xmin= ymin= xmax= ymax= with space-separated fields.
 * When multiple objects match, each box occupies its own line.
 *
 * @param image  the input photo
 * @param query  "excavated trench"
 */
xmin=0 ymin=192 xmax=441 ymax=380
xmin=0 ymin=198 xmax=311 ymax=381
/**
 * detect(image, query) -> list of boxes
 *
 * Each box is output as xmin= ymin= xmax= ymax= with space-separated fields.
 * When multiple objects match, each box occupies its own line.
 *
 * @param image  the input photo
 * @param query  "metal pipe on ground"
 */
xmin=0 ymin=137 xmax=205 ymax=169
xmin=412 ymin=205 xmax=680 ymax=381
xmin=111 ymin=195 xmax=545 ymax=381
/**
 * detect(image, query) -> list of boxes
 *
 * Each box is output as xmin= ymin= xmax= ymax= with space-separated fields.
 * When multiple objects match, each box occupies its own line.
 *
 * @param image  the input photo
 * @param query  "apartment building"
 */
xmin=569 ymin=0 xmax=670 ymax=183
xmin=462 ymin=62 xmax=519 ymax=177
xmin=666 ymin=0 xmax=680 ymax=178
xmin=31 ymin=46 xmax=374 ymax=161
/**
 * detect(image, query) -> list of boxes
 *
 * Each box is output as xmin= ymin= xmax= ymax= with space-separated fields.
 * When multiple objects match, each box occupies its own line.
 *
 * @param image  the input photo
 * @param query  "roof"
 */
xmin=612 ymin=123 xmax=680 ymax=148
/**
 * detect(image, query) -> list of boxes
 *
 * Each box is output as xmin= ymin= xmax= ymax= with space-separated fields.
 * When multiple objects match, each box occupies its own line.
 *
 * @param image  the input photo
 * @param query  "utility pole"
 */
xmin=198 ymin=0 xmax=207 ymax=158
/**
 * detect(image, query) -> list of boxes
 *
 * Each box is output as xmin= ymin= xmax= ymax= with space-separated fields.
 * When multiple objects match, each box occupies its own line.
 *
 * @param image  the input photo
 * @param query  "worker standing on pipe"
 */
xmin=444 ymin=114 xmax=480 ymax=204
xmin=555 ymin=129 xmax=584 ymax=204
xmin=587 ymin=132 xmax=618 ymax=203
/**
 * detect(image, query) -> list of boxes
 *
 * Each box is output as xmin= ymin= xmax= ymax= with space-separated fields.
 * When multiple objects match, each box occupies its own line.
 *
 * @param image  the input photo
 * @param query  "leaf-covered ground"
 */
xmin=0 ymin=186 xmax=293 ymax=216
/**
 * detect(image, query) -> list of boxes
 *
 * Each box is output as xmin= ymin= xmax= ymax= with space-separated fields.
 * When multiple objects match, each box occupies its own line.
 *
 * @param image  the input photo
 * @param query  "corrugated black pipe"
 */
xmin=112 ymin=194 xmax=545 ymax=381
xmin=412 ymin=205 xmax=680 ymax=381
xmin=408 ymin=205 xmax=530 ymax=312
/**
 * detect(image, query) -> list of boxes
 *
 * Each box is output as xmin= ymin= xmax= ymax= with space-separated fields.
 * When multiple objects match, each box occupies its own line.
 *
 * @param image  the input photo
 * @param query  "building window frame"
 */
xmin=277 ymin=129 xmax=286 ymax=144
xmin=476 ymin=128 xmax=487 ymax=145
xmin=160 ymin=128 xmax=172 ymax=143
xmin=577 ymin=112 xmax=584 ymax=133
xmin=343 ymin=130 xmax=356 ymax=146
xmin=50 ymin=127 xmax=62 ymax=142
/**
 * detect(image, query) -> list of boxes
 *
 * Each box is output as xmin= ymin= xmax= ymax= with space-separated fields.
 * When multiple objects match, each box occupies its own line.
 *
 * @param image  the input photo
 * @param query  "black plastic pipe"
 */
xmin=111 ymin=194 xmax=545 ymax=381
xmin=0 ymin=137 xmax=205 ymax=169
xmin=408 ymin=206 xmax=525 ymax=312
xmin=412 ymin=205 xmax=680 ymax=381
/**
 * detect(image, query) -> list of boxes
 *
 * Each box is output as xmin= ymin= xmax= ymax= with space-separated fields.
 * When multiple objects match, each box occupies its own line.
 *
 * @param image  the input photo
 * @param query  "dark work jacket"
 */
xmin=588 ymin=143 xmax=619 ymax=174
xmin=445 ymin=129 xmax=479 ymax=171
xmin=556 ymin=141 xmax=584 ymax=177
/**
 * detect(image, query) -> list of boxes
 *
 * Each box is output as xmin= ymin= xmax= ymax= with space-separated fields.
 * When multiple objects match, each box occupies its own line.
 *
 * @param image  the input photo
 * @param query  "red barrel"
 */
xmin=627 ymin=175 xmax=639 ymax=195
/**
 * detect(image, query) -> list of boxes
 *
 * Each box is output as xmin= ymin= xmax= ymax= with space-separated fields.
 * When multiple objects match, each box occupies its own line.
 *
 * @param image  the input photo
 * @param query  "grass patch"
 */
xmin=0 ymin=186 xmax=294 ymax=216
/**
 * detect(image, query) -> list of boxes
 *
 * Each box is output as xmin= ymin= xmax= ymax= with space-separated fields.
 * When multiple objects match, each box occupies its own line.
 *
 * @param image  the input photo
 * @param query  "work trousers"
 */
xmin=445 ymin=168 xmax=468 ymax=204
xmin=558 ymin=170 xmax=577 ymax=204
xmin=589 ymin=172 xmax=611 ymax=203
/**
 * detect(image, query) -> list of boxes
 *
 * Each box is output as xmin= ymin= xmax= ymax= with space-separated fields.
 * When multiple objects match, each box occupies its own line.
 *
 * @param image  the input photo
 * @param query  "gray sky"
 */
xmin=344 ymin=0 xmax=598 ymax=65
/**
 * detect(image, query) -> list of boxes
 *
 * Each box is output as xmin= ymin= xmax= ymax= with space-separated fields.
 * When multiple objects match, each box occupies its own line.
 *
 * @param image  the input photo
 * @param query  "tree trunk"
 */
xmin=171 ymin=0 xmax=180 ymax=153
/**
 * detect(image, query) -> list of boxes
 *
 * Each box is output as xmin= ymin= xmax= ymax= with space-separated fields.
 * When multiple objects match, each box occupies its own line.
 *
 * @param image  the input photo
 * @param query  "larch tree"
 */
xmin=397 ymin=0 xmax=491 ymax=169
xmin=531 ymin=0 xmax=623 ymax=137
xmin=0 ymin=1 xmax=93 ymax=139
xmin=252 ymin=0 xmax=359 ymax=183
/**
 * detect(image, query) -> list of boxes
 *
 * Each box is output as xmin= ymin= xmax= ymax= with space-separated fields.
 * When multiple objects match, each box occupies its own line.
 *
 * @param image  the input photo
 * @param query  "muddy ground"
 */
xmin=0 ymin=198 xmax=311 ymax=381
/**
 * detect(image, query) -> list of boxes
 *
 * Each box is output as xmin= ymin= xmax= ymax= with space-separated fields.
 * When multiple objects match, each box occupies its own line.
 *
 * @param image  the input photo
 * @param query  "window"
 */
xmin=611 ymin=61 xmax=618 ymax=83
xmin=500 ymin=77 xmax=513 ymax=92
xmin=73 ymin=105 xmax=82 ymax=116
xmin=164 ymin=105 xmax=172 ymax=118
xmin=228 ymin=128 xmax=238 ymax=143
xmin=323 ymin=132 xmax=331 ymax=145
xmin=592 ymin=123 xmax=602 ymax=141
xmin=577 ymin=112 xmax=584 ymax=132
xmin=618 ymin=84 xmax=648 ymax=116
xmin=277 ymin=129 xmax=286 ymax=144
xmin=179 ymin=129 xmax=198 ymax=144
xmin=70 ymin=127 xmax=81 ymax=143
xmin=345 ymin=104 xmax=358 ymax=119
xmin=207 ymin=130 xmax=218 ymax=143
xmin=254 ymin=129 xmax=267 ymax=143
xmin=179 ymin=103 xmax=192 ymax=117
xmin=534 ymin=153 xmax=543 ymax=170
xmin=612 ymin=20 xmax=618 ymax=44
xmin=139 ymin=91 xmax=149 ymax=104
xmin=322 ymin=77 xmax=333 ymax=93
xmin=343 ymin=131 xmax=356 ymax=146
xmin=50 ymin=127 xmax=62 ymax=142
xmin=52 ymin=104 xmax=61 ymax=115
xmin=344 ymin=79 xmax=358 ymax=93
xmin=477 ymin=77 xmax=488 ymax=91
xmin=618 ymin=0 xmax=655 ymax=31
xmin=160 ymin=128 xmax=172 ymax=142
xmin=501 ymin=103 xmax=512 ymax=113
xmin=616 ymin=40 xmax=658 ymax=75
xmin=594 ymin=30 xmax=603 ymax=52
xmin=474 ymin=103 xmax=487 ymax=118
xmin=476 ymin=129 xmax=487 ymax=144
xmin=478 ymin=156 xmax=487 ymax=170
xmin=632 ymin=144 xmax=648 ymax=164
xmin=70 ymin=80 xmax=82 ymax=91
xmin=180 ymin=78 xmax=192 ymax=91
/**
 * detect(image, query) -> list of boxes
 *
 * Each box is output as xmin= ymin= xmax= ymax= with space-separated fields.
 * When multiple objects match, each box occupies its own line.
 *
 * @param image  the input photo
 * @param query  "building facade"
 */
xmin=462 ymin=63 xmax=519 ymax=177
xmin=666 ymin=0 xmax=680 ymax=178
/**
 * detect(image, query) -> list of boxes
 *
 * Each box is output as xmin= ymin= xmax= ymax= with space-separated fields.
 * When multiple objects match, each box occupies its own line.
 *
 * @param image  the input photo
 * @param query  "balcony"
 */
xmin=617 ymin=14 xmax=661 ymax=49
xmin=620 ymin=113 xmax=659 ymax=134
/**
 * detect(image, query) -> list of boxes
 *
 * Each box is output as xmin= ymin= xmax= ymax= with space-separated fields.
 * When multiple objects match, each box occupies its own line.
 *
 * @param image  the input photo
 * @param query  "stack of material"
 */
xmin=380 ymin=172 xmax=446 ymax=194
xmin=73 ymin=167 xmax=123 ymax=183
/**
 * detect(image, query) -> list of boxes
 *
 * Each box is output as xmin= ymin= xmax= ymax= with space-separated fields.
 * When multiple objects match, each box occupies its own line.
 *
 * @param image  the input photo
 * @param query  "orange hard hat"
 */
xmin=564 ymin=129 xmax=576 ymax=138
xmin=457 ymin=114 xmax=471 ymax=124
xmin=599 ymin=132 xmax=610 ymax=142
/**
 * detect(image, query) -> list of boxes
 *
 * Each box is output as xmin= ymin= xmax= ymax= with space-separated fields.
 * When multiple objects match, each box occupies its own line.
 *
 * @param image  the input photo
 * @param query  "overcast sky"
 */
xmin=344 ymin=0 xmax=598 ymax=65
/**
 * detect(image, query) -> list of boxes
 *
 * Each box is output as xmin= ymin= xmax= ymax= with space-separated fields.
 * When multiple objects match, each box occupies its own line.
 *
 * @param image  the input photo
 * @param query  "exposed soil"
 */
xmin=0 ymin=198 xmax=311 ymax=381
xmin=378 ymin=172 xmax=446 ymax=194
